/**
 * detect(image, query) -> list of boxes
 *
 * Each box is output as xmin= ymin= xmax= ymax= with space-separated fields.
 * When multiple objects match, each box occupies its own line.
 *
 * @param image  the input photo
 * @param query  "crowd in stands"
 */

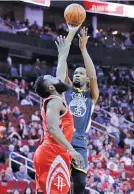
xmin=4 ymin=55 xmax=134 ymax=123
xmin=0 ymin=16 xmax=68 ymax=41
xmin=0 ymin=56 xmax=134 ymax=193
xmin=0 ymin=8 xmax=134 ymax=193
xmin=1 ymin=14 xmax=134 ymax=50
xmin=86 ymin=129 xmax=134 ymax=194
xmin=0 ymin=91 xmax=134 ymax=193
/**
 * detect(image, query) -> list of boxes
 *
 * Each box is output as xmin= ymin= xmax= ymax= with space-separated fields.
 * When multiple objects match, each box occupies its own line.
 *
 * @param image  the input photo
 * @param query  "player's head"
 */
xmin=35 ymin=75 xmax=69 ymax=98
xmin=73 ymin=67 xmax=88 ymax=89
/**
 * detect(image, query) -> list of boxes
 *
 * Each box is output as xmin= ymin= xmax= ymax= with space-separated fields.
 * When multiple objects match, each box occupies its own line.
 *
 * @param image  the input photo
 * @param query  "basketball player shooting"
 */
xmin=56 ymin=26 xmax=99 ymax=194
xmin=33 ymin=75 xmax=84 ymax=194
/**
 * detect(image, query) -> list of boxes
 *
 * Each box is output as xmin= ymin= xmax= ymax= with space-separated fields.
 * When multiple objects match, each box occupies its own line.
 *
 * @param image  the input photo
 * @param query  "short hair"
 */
xmin=34 ymin=76 xmax=49 ymax=98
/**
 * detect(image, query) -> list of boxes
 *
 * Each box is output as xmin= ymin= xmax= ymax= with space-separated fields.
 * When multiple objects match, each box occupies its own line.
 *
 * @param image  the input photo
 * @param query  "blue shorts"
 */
xmin=71 ymin=147 xmax=88 ymax=174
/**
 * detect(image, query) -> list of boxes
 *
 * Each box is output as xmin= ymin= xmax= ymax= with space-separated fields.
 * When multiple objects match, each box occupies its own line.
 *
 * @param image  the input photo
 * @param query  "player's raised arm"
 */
xmin=79 ymin=27 xmax=99 ymax=104
xmin=46 ymin=98 xmax=85 ymax=168
xmin=56 ymin=25 xmax=80 ymax=83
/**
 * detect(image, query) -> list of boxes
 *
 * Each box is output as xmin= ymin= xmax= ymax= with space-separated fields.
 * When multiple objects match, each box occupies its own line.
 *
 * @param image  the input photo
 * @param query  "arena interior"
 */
xmin=0 ymin=0 xmax=134 ymax=194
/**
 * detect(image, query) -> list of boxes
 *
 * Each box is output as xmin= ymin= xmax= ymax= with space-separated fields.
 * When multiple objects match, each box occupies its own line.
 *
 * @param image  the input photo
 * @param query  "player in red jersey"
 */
xmin=33 ymin=75 xmax=84 ymax=194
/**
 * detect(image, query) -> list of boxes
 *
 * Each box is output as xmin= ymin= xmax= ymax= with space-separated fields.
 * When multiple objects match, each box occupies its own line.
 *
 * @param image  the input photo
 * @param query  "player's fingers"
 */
xmin=81 ymin=157 xmax=85 ymax=169
xmin=59 ymin=35 xmax=63 ymax=45
xmin=55 ymin=41 xmax=59 ymax=48
xmin=78 ymin=34 xmax=81 ymax=40
xmin=63 ymin=36 xmax=66 ymax=45
xmin=82 ymin=26 xmax=85 ymax=34
xmin=83 ymin=26 xmax=86 ymax=37
xmin=61 ymin=35 xmax=65 ymax=46
xmin=58 ymin=35 xmax=63 ymax=45
xmin=57 ymin=36 xmax=61 ymax=44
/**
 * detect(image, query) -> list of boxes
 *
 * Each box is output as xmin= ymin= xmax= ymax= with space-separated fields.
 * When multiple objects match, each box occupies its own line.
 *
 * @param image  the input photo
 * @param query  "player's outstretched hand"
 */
xmin=78 ymin=26 xmax=89 ymax=51
xmin=69 ymin=149 xmax=85 ymax=169
xmin=55 ymin=35 xmax=71 ymax=57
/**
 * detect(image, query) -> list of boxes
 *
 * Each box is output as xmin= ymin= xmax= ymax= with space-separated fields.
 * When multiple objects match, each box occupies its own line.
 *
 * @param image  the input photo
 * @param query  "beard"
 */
xmin=53 ymin=81 xmax=69 ymax=94
xmin=73 ymin=80 xmax=81 ymax=88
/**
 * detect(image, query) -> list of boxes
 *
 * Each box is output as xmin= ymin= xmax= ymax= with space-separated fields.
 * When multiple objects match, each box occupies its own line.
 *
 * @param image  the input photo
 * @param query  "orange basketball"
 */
xmin=64 ymin=3 xmax=86 ymax=26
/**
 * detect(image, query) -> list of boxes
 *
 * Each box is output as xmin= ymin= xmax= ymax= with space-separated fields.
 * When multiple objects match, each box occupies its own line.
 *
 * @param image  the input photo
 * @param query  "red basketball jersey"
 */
xmin=41 ymin=95 xmax=74 ymax=148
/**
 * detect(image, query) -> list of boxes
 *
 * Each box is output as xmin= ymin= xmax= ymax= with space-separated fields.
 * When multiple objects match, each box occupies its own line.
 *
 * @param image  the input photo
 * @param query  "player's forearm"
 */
xmin=56 ymin=56 xmax=67 ymax=82
xmin=49 ymin=127 xmax=74 ymax=151
xmin=66 ymin=30 xmax=76 ymax=44
xmin=56 ymin=24 xmax=80 ymax=81
xmin=56 ymin=31 xmax=76 ymax=81
xmin=81 ymin=48 xmax=97 ymax=79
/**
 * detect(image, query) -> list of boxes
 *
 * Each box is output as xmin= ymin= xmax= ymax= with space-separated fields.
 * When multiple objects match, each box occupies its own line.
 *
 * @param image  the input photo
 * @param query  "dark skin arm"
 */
xmin=46 ymin=97 xmax=85 ymax=168
xmin=65 ymin=27 xmax=99 ymax=104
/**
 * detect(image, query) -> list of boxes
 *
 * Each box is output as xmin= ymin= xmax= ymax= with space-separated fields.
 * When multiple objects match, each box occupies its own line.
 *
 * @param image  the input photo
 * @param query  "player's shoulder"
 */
xmin=47 ymin=96 xmax=63 ymax=109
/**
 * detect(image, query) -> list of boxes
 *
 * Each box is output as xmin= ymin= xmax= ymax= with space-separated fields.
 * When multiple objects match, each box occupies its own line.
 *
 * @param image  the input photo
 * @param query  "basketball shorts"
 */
xmin=33 ymin=144 xmax=72 ymax=194
xmin=71 ymin=147 xmax=88 ymax=174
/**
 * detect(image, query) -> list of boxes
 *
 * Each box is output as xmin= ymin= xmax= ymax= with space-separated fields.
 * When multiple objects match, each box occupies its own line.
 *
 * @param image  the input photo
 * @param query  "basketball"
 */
xmin=64 ymin=3 xmax=86 ymax=26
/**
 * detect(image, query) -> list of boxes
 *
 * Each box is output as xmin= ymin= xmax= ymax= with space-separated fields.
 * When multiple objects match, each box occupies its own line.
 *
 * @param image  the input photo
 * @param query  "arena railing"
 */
xmin=0 ymin=76 xmax=20 ymax=100
xmin=94 ymin=108 xmax=134 ymax=131
xmin=29 ymin=91 xmax=42 ymax=109
xmin=0 ymin=75 xmax=132 ymax=133
xmin=91 ymin=121 xmax=115 ymax=139
xmin=0 ymin=76 xmax=42 ymax=107
xmin=9 ymin=152 xmax=35 ymax=177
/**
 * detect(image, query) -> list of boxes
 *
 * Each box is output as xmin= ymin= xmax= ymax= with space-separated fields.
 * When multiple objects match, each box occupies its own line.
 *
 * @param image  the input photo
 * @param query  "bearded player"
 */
xmin=56 ymin=26 xmax=99 ymax=194
xmin=33 ymin=75 xmax=84 ymax=194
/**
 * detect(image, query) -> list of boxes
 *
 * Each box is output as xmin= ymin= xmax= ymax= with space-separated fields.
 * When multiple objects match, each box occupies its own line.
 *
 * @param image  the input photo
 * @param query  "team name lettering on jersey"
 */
xmin=69 ymin=92 xmax=87 ymax=117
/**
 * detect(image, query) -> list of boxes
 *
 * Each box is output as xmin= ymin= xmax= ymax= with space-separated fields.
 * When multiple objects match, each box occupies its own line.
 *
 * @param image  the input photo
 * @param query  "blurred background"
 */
xmin=0 ymin=0 xmax=134 ymax=194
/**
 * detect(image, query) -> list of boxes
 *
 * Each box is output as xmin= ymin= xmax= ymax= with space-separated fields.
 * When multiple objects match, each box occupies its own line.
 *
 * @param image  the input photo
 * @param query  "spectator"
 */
xmin=8 ymin=144 xmax=15 ymax=154
xmin=30 ymin=128 xmax=38 ymax=140
xmin=110 ymin=112 xmax=120 ymax=145
xmin=124 ymin=36 xmax=132 ymax=47
xmin=8 ymin=127 xmax=21 ymax=141
xmin=127 ymin=111 xmax=134 ymax=122
xmin=28 ymin=140 xmax=36 ymax=152
xmin=5 ymin=167 xmax=16 ymax=180
xmin=20 ymin=95 xmax=33 ymax=106
xmin=7 ymin=55 xmax=12 ymax=67
xmin=15 ymin=165 xmax=33 ymax=181
xmin=124 ymin=133 xmax=134 ymax=151
xmin=31 ymin=21 xmax=38 ymax=29
xmin=10 ymin=66 xmax=18 ymax=77
xmin=18 ymin=119 xmax=28 ymax=138
xmin=120 ymin=172 xmax=129 ymax=182
xmin=96 ymin=182 xmax=104 ymax=194
xmin=107 ymin=157 xmax=118 ymax=172
xmin=120 ymin=152 xmax=132 ymax=165
xmin=20 ymin=79 xmax=26 ymax=90
xmin=12 ymin=106 xmax=22 ymax=118
xmin=31 ymin=111 xmax=40 ymax=121
xmin=101 ymin=169 xmax=115 ymax=184
xmin=113 ymin=177 xmax=120 ymax=190
xmin=13 ymin=20 xmax=21 ymax=30
xmin=20 ymin=145 xmax=30 ymax=157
